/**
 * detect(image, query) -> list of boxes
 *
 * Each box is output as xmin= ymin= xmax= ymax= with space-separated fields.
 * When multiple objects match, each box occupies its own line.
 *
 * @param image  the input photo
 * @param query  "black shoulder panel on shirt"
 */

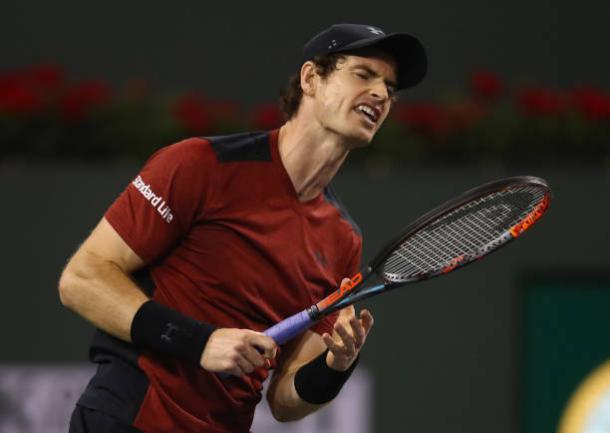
xmin=323 ymin=185 xmax=362 ymax=236
xmin=205 ymin=131 xmax=272 ymax=162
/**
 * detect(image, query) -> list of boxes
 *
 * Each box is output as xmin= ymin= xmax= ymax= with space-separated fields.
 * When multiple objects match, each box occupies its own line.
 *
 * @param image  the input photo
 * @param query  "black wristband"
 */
xmin=294 ymin=349 xmax=359 ymax=404
xmin=130 ymin=300 xmax=216 ymax=365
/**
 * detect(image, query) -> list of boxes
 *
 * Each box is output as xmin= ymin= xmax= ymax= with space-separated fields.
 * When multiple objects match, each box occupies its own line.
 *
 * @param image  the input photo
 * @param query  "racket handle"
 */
xmin=217 ymin=310 xmax=314 ymax=380
xmin=264 ymin=310 xmax=314 ymax=345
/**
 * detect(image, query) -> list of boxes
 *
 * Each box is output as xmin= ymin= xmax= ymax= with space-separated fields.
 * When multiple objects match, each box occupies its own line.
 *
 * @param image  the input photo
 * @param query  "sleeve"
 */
xmin=310 ymin=234 xmax=363 ymax=336
xmin=104 ymin=138 xmax=213 ymax=264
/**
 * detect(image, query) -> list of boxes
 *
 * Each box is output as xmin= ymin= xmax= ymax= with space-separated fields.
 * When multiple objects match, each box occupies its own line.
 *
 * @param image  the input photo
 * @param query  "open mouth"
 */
xmin=354 ymin=104 xmax=380 ymax=125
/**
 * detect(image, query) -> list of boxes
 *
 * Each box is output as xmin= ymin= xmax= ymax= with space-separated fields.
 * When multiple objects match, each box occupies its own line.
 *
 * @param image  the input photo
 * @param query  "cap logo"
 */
xmin=367 ymin=26 xmax=384 ymax=35
xmin=327 ymin=39 xmax=338 ymax=49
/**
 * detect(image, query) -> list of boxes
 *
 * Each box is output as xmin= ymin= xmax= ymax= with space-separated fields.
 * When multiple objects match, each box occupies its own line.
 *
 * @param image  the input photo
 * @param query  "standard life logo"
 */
xmin=132 ymin=175 xmax=174 ymax=223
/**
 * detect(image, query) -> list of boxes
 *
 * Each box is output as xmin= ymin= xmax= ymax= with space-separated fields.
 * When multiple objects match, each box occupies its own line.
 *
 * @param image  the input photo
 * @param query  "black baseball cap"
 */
xmin=302 ymin=23 xmax=427 ymax=90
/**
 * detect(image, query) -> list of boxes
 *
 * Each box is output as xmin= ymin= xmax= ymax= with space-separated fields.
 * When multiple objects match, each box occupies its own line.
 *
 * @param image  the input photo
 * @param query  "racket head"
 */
xmin=369 ymin=175 xmax=552 ymax=284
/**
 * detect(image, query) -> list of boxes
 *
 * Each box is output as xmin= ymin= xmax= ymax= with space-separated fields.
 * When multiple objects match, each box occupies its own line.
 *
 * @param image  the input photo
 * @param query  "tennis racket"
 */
xmin=264 ymin=175 xmax=552 ymax=345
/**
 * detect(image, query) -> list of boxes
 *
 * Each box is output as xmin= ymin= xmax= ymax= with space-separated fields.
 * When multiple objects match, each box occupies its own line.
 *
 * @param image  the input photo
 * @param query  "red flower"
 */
xmin=60 ymin=80 xmax=111 ymax=121
xmin=517 ymin=88 xmax=566 ymax=116
xmin=252 ymin=103 xmax=283 ymax=130
xmin=393 ymin=102 xmax=448 ymax=135
xmin=0 ymin=64 xmax=65 ymax=114
xmin=470 ymin=70 xmax=502 ymax=101
xmin=0 ymin=74 xmax=42 ymax=113
xmin=569 ymin=87 xmax=610 ymax=121
xmin=172 ymin=93 xmax=211 ymax=133
xmin=24 ymin=64 xmax=64 ymax=94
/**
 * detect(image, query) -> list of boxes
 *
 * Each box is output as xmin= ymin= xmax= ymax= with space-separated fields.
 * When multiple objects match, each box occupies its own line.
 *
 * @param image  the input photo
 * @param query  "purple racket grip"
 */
xmin=264 ymin=310 xmax=314 ymax=345
xmin=217 ymin=310 xmax=314 ymax=379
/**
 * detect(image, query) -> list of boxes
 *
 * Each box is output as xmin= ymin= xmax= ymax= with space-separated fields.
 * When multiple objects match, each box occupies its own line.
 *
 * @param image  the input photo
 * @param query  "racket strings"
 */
xmin=383 ymin=186 xmax=547 ymax=282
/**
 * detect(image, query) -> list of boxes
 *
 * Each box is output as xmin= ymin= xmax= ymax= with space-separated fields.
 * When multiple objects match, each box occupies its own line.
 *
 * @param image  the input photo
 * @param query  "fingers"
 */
xmin=338 ymin=304 xmax=356 ymax=318
xmin=200 ymin=328 xmax=277 ymax=377
xmin=247 ymin=331 xmax=277 ymax=359
xmin=227 ymin=351 xmax=267 ymax=377
xmin=235 ymin=332 xmax=277 ymax=375
xmin=240 ymin=343 xmax=266 ymax=370
xmin=322 ymin=332 xmax=340 ymax=352
xmin=327 ymin=306 xmax=374 ymax=353
xmin=349 ymin=313 xmax=366 ymax=349
xmin=236 ymin=351 xmax=258 ymax=375
xmin=335 ymin=320 xmax=357 ymax=354
xmin=360 ymin=309 xmax=374 ymax=334
xmin=229 ymin=356 xmax=248 ymax=377
xmin=339 ymin=306 xmax=373 ymax=338
xmin=324 ymin=321 xmax=357 ymax=359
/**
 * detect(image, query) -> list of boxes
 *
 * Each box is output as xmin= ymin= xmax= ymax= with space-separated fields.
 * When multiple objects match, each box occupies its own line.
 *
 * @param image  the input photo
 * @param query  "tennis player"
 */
xmin=59 ymin=23 xmax=426 ymax=433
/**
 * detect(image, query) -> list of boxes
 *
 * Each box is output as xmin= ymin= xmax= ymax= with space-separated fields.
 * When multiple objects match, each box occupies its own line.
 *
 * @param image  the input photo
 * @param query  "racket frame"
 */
xmin=264 ymin=175 xmax=552 ymax=344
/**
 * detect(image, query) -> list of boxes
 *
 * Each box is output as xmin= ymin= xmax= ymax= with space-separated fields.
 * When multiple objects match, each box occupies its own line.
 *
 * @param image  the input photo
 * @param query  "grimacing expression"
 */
xmin=311 ymin=52 xmax=398 ymax=146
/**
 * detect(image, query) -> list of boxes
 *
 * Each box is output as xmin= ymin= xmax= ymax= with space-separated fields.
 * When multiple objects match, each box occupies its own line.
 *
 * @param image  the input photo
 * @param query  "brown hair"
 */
xmin=279 ymin=53 xmax=345 ymax=120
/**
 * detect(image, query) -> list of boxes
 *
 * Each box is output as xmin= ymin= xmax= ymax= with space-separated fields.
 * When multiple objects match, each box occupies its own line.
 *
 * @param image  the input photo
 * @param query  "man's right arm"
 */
xmin=58 ymin=217 xmax=276 ymax=376
xmin=58 ymin=217 xmax=149 ymax=342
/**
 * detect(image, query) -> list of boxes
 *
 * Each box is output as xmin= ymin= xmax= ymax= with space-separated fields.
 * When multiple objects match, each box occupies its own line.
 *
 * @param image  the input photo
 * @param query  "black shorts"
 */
xmin=69 ymin=406 xmax=142 ymax=433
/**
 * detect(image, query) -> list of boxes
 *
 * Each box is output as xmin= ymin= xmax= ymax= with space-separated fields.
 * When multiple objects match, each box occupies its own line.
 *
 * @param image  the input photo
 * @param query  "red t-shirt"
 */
xmin=97 ymin=130 xmax=362 ymax=432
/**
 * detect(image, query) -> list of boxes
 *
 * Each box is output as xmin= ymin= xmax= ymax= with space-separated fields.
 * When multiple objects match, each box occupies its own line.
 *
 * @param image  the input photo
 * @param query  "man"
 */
xmin=59 ymin=23 xmax=426 ymax=433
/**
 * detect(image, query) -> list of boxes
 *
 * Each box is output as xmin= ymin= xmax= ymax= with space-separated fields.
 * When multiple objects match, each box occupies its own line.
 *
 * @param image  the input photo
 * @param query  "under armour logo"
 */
xmin=161 ymin=322 xmax=179 ymax=343
xmin=314 ymin=251 xmax=328 ymax=267
xmin=328 ymin=39 xmax=338 ymax=49
xmin=368 ymin=27 xmax=384 ymax=35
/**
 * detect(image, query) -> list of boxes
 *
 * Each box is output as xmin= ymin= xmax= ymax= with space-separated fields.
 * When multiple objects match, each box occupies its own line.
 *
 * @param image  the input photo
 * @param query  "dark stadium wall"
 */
xmin=2 ymin=161 xmax=608 ymax=433
xmin=1 ymin=0 xmax=609 ymax=105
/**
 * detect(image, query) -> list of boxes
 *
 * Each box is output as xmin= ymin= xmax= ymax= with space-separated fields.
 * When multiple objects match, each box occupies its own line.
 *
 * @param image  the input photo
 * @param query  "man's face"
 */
xmin=311 ymin=51 xmax=398 ymax=146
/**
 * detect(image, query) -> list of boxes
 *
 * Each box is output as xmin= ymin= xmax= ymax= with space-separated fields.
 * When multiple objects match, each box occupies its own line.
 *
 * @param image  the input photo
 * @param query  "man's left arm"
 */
xmin=266 ymin=302 xmax=374 ymax=422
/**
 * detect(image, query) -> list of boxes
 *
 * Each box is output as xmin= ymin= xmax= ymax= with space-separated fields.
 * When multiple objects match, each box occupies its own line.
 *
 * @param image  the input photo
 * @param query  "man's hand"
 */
xmin=200 ymin=328 xmax=277 ymax=377
xmin=322 ymin=279 xmax=374 ymax=371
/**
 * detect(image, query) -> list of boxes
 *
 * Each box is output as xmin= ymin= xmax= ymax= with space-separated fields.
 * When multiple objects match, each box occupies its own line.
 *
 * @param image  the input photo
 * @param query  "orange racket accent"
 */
xmin=509 ymin=193 xmax=550 ymax=238
xmin=442 ymin=255 xmax=465 ymax=274
xmin=316 ymin=272 xmax=363 ymax=311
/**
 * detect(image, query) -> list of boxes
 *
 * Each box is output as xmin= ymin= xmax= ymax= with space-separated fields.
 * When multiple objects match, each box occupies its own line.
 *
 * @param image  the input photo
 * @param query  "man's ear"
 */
xmin=300 ymin=61 xmax=318 ymax=97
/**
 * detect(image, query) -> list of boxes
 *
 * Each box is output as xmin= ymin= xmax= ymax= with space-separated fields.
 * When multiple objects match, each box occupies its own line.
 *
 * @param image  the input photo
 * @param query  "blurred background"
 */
xmin=1 ymin=1 xmax=610 ymax=432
